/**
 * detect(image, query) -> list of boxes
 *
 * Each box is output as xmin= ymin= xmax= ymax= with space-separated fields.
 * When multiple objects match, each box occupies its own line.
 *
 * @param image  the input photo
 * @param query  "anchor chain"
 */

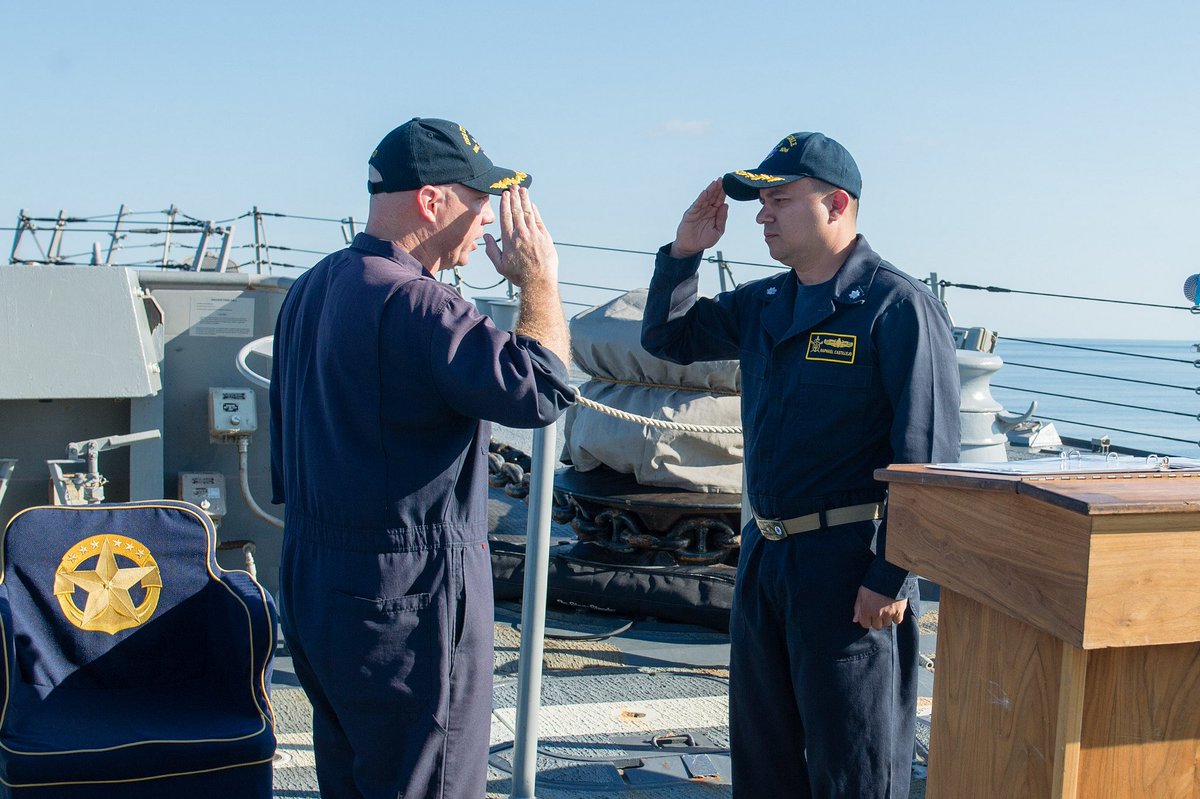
xmin=565 ymin=498 xmax=739 ymax=566
xmin=487 ymin=443 xmax=531 ymax=500
xmin=486 ymin=441 xmax=741 ymax=566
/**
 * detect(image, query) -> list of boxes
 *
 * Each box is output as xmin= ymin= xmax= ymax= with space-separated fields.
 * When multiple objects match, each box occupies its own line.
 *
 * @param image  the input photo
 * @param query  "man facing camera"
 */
xmin=642 ymin=131 xmax=960 ymax=798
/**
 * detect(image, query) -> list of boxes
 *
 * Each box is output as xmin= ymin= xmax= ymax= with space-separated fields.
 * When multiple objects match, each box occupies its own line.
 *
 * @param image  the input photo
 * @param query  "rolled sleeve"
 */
xmin=431 ymin=297 xmax=575 ymax=428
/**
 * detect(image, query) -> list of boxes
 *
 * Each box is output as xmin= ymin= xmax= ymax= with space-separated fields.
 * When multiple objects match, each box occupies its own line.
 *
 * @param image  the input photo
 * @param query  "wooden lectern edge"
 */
xmin=874 ymin=464 xmax=1021 ymax=493
xmin=878 ymin=465 xmax=1200 ymax=516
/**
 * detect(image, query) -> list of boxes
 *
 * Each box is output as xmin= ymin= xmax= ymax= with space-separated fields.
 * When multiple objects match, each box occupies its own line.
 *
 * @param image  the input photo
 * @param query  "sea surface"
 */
xmin=989 ymin=338 xmax=1199 ymax=457
xmin=539 ymin=339 xmax=1199 ymax=460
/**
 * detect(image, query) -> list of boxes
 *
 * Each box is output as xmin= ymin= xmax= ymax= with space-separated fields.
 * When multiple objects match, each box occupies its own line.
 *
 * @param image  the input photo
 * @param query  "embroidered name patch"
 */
xmin=806 ymin=332 xmax=856 ymax=364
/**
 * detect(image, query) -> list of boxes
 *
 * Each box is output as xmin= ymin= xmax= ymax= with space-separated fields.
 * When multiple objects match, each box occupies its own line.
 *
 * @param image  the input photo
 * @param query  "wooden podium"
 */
xmin=876 ymin=465 xmax=1200 ymax=799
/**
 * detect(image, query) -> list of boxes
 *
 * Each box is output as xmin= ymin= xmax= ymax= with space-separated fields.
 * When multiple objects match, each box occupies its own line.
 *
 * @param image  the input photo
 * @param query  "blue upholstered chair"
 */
xmin=0 ymin=501 xmax=276 ymax=798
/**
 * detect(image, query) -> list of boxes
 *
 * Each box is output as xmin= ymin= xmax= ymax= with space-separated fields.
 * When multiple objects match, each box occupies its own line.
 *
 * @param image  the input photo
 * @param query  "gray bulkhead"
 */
xmin=0 ymin=265 xmax=291 ymax=591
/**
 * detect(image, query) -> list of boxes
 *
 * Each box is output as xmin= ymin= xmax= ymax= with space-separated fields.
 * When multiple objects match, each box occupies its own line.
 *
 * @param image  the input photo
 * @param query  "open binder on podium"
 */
xmin=927 ymin=451 xmax=1200 ymax=475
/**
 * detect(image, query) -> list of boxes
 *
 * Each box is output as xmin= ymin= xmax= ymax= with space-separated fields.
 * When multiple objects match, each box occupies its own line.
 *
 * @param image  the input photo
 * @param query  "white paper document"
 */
xmin=928 ymin=453 xmax=1200 ymax=475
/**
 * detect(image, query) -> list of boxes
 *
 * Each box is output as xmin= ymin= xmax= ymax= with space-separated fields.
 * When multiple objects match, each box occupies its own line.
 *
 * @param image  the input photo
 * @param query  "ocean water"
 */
xmin=989 ymin=338 xmax=1199 ymax=457
xmin=555 ymin=339 xmax=1199 ymax=458
xmin=533 ymin=339 xmax=1200 ymax=460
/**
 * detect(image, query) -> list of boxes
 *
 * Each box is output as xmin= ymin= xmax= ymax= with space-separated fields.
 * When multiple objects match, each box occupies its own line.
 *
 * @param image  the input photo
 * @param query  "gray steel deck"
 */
xmin=267 ymin=486 xmax=938 ymax=798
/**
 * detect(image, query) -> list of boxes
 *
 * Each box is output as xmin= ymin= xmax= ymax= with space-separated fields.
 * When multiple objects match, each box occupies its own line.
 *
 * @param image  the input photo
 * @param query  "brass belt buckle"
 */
xmin=756 ymin=517 xmax=787 ymax=541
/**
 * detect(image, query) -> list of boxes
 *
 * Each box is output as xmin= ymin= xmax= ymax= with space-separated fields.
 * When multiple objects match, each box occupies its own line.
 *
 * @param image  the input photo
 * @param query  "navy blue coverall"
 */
xmin=642 ymin=235 xmax=960 ymax=799
xmin=269 ymin=233 xmax=574 ymax=799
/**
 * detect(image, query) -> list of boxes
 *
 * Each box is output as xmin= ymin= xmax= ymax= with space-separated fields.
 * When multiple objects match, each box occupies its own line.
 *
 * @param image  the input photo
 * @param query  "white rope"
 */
xmin=574 ymin=394 xmax=743 ymax=435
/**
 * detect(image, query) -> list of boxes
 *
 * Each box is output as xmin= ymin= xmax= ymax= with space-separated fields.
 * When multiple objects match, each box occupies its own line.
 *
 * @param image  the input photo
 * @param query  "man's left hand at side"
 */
xmin=852 ymin=586 xmax=908 ymax=630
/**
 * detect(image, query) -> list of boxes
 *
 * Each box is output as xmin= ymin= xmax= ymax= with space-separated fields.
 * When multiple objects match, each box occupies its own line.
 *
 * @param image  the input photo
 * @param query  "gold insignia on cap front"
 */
xmin=733 ymin=170 xmax=785 ymax=183
xmin=458 ymin=125 xmax=483 ymax=154
xmin=53 ymin=534 xmax=162 ymax=635
xmin=490 ymin=171 xmax=529 ymax=190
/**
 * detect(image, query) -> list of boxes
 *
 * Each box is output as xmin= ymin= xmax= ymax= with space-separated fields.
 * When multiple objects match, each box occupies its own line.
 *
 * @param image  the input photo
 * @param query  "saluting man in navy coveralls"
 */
xmin=642 ymin=133 xmax=960 ymax=798
xmin=270 ymin=117 xmax=574 ymax=799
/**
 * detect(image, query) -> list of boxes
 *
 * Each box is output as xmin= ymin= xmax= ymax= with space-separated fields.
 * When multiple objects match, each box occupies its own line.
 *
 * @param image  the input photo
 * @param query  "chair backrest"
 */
xmin=1 ymin=501 xmax=273 ymax=698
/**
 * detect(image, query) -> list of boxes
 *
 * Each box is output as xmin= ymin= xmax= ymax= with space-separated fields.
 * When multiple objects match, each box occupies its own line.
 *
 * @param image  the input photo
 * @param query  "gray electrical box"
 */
xmin=208 ymin=387 xmax=258 ymax=438
xmin=179 ymin=471 xmax=227 ymax=520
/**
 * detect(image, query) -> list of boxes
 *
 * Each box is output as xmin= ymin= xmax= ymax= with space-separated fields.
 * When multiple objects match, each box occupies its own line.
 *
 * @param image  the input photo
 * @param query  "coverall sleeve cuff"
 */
xmin=514 ymin=333 xmax=573 ymax=381
xmin=655 ymin=243 xmax=704 ymax=275
xmin=862 ymin=557 xmax=911 ymax=600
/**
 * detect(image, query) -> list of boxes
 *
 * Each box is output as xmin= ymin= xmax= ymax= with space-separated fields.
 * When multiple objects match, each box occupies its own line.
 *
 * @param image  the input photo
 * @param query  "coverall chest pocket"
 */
xmin=799 ymin=360 xmax=872 ymax=388
xmin=739 ymin=351 xmax=768 ymax=383
xmin=738 ymin=351 xmax=769 ymax=411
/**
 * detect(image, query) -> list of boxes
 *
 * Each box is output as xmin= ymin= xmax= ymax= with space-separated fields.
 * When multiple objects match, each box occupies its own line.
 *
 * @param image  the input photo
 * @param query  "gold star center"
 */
xmin=54 ymin=537 xmax=162 ymax=634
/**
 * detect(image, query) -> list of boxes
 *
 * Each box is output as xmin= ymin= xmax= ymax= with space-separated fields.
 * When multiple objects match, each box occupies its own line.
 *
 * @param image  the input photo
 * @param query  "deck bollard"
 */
xmin=957 ymin=349 xmax=1036 ymax=462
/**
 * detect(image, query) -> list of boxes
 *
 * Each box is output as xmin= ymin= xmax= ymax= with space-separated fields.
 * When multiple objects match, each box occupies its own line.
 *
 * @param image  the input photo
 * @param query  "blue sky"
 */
xmin=3 ymin=1 xmax=1198 ymax=339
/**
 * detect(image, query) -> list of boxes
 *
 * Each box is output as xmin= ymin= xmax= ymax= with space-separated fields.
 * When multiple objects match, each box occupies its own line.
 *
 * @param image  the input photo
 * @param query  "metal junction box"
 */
xmin=208 ymin=387 xmax=258 ymax=438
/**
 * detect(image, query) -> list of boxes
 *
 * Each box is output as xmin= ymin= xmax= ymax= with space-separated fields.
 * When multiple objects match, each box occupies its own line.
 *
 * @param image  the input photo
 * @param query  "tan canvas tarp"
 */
xmin=564 ymin=289 xmax=743 ymax=493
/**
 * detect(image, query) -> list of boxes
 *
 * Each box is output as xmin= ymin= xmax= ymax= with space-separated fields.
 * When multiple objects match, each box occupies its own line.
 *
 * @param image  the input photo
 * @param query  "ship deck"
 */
xmin=267 ymin=481 xmax=939 ymax=798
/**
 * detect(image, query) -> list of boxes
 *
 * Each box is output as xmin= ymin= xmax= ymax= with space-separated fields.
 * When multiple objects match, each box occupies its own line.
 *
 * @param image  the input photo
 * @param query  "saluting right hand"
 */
xmin=670 ymin=179 xmax=728 ymax=258
xmin=484 ymin=186 xmax=558 ymax=289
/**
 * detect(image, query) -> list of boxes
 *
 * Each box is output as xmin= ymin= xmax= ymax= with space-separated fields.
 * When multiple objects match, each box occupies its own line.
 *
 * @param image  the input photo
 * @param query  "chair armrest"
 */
xmin=218 ymin=571 xmax=278 ymax=721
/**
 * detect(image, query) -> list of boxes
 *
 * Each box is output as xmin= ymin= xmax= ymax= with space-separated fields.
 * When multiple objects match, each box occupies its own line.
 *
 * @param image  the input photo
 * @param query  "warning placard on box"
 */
xmin=190 ymin=294 xmax=255 ymax=337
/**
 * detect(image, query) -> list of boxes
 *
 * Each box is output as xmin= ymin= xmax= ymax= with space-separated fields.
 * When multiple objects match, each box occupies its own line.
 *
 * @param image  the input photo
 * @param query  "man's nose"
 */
xmin=755 ymin=206 xmax=771 ymax=224
xmin=483 ymin=202 xmax=496 ymax=225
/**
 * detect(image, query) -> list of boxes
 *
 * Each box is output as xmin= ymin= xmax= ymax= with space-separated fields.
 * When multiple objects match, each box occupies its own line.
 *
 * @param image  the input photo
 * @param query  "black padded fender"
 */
xmin=489 ymin=535 xmax=735 ymax=631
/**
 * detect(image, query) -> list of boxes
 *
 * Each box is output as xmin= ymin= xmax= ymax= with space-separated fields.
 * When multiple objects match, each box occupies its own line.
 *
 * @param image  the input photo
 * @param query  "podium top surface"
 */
xmin=877 ymin=463 xmax=1200 ymax=516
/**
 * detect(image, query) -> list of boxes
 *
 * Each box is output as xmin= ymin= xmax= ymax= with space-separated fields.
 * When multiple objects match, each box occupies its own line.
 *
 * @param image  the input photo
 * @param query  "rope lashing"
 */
xmin=573 ymin=394 xmax=742 ymax=435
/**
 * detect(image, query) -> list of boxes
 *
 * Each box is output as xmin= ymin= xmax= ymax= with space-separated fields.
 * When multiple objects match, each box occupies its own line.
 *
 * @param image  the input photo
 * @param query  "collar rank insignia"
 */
xmin=806 ymin=332 xmax=857 ymax=364
xmin=53 ymin=534 xmax=163 ymax=635
xmin=767 ymin=286 xmax=777 ymax=296
xmin=847 ymin=287 xmax=863 ymax=301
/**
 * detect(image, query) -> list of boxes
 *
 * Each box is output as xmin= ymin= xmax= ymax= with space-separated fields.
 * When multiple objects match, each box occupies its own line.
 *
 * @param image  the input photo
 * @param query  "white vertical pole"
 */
xmin=215 ymin=225 xmax=235 ymax=273
xmin=47 ymin=210 xmax=67 ymax=263
xmin=162 ymin=205 xmax=177 ymax=268
xmin=509 ymin=422 xmax=556 ymax=799
xmin=191 ymin=224 xmax=211 ymax=272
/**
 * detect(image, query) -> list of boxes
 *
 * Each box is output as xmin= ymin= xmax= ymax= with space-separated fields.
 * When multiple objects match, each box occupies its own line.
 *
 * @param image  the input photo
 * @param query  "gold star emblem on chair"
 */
xmin=53 ymin=535 xmax=162 ymax=634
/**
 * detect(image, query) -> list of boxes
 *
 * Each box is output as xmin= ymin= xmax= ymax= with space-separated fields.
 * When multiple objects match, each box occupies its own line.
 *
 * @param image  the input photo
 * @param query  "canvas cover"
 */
xmin=564 ymin=289 xmax=743 ymax=493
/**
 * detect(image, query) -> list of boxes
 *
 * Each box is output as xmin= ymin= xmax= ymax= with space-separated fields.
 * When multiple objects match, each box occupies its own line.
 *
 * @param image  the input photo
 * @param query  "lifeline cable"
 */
xmin=1032 ymin=415 xmax=1198 ymax=447
xmin=1003 ymin=362 xmax=1197 ymax=392
xmin=939 ymin=280 xmax=1193 ymax=312
xmin=991 ymin=384 xmax=1197 ymax=419
xmin=999 ymin=336 xmax=1197 ymax=364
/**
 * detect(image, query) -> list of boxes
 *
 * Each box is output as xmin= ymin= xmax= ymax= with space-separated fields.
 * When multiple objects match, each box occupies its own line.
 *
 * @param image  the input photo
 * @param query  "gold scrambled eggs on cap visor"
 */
xmin=722 ymin=169 xmax=801 ymax=201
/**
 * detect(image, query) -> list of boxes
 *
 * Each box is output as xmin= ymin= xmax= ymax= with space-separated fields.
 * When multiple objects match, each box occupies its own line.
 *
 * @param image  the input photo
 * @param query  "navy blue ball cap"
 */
xmin=722 ymin=132 xmax=860 ymax=201
xmin=367 ymin=117 xmax=532 ymax=196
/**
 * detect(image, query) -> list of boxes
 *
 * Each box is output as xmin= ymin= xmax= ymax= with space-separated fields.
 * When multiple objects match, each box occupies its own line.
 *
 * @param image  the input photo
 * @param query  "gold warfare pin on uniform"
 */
xmin=806 ymin=333 xmax=857 ymax=364
xmin=53 ymin=534 xmax=163 ymax=634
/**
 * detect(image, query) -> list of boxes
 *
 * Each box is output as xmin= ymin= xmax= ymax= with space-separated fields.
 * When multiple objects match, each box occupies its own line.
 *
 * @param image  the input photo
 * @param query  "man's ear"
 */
xmin=827 ymin=189 xmax=851 ymax=221
xmin=415 ymin=185 xmax=441 ymax=223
